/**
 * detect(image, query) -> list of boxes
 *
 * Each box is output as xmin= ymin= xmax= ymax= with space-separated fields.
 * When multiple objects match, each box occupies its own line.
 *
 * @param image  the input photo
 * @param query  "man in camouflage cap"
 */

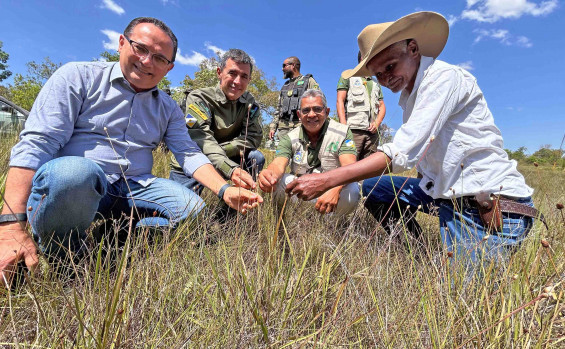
xmin=170 ymin=48 xmax=264 ymax=193
xmin=269 ymin=56 xmax=320 ymax=140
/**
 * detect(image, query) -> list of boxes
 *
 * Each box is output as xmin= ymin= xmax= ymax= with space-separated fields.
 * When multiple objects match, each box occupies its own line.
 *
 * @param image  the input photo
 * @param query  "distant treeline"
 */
xmin=505 ymin=145 xmax=565 ymax=168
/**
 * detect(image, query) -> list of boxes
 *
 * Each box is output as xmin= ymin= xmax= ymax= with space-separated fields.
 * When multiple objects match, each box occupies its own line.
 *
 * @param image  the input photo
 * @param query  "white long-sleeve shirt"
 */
xmin=378 ymin=56 xmax=533 ymax=199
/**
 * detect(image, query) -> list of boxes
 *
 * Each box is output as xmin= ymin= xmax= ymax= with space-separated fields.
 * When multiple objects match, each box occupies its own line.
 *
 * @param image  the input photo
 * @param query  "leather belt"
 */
xmin=462 ymin=195 xmax=549 ymax=230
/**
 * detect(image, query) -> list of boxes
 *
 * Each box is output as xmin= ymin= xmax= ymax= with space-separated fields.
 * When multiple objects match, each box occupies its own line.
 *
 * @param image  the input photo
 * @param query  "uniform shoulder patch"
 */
xmin=344 ymin=139 xmax=355 ymax=149
xmin=249 ymin=103 xmax=260 ymax=119
xmin=188 ymin=103 xmax=209 ymax=121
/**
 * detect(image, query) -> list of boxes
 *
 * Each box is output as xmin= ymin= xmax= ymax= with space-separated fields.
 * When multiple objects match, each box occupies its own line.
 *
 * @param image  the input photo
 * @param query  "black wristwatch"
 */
xmin=0 ymin=213 xmax=28 ymax=224
xmin=217 ymin=184 xmax=231 ymax=200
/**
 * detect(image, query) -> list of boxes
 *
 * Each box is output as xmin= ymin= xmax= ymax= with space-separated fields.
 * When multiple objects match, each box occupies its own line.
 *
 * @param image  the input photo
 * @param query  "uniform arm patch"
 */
xmin=185 ymin=103 xmax=209 ymax=128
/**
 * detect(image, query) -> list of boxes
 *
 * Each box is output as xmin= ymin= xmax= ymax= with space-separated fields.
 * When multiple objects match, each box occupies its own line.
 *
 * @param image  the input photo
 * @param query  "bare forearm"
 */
xmin=327 ymin=152 xmax=392 ymax=188
xmin=192 ymin=164 xmax=228 ymax=195
xmin=336 ymin=91 xmax=347 ymax=124
xmin=1 ymin=167 xmax=35 ymax=215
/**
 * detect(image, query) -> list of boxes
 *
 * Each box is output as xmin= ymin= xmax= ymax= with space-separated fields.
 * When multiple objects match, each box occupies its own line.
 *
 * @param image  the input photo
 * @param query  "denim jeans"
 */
xmin=362 ymin=176 xmax=534 ymax=267
xmin=27 ymin=156 xmax=205 ymax=259
xmin=169 ymin=149 xmax=265 ymax=193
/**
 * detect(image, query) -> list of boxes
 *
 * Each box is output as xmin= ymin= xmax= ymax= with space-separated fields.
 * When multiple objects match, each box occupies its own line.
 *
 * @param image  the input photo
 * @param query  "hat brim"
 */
xmin=342 ymin=12 xmax=449 ymax=79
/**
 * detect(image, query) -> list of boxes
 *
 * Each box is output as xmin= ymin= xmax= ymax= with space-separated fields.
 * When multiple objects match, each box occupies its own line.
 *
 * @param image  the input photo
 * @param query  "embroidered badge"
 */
xmin=297 ymin=80 xmax=304 ymax=85
xmin=287 ymin=90 xmax=293 ymax=97
xmin=344 ymin=139 xmax=355 ymax=148
xmin=293 ymin=151 xmax=303 ymax=163
xmin=186 ymin=117 xmax=197 ymax=128
xmin=188 ymin=104 xmax=208 ymax=121
xmin=325 ymin=142 xmax=339 ymax=153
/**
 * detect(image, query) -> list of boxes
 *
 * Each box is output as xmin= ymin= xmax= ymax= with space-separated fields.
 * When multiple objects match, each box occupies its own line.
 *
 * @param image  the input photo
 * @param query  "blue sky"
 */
xmin=1 ymin=0 xmax=563 ymax=152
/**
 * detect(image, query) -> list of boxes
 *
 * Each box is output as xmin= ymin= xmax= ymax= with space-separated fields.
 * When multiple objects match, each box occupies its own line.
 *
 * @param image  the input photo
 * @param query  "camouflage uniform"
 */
xmin=270 ymin=74 xmax=319 ymax=139
xmin=170 ymin=84 xmax=264 ymax=190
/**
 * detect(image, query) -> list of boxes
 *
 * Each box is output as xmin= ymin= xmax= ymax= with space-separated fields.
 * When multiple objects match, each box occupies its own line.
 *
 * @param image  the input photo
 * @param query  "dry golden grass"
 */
xmin=0 ymin=142 xmax=563 ymax=347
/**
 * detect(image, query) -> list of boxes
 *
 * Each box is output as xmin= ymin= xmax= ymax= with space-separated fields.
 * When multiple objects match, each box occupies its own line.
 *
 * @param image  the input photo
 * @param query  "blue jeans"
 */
xmin=362 ymin=176 xmax=534 ymax=266
xmin=169 ymin=149 xmax=265 ymax=193
xmin=27 ymin=156 xmax=205 ymax=259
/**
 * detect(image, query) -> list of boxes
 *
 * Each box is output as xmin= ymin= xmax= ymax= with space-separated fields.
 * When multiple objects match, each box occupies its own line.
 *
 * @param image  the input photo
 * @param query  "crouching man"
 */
xmin=286 ymin=12 xmax=542 ymax=269
xmin=259 ymin=89 xmax=360 ymax=215
xmin=0 ymin=17 xmax=262 ymax=283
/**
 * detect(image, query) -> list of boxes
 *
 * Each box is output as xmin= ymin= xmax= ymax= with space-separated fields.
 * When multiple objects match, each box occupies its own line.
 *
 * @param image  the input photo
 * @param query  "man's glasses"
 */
xmin=282 ymin=62 xmax=294 ymax=68
xmin=125 ymin=36 xmax=173 ymax=69
xmin=300 ymin=106 xmax=325 ymax=115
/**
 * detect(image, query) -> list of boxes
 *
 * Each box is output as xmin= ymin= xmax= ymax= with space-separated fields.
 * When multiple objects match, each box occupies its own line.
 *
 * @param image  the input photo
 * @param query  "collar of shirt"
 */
xmin=398 ymin=56 xmax=434 ymax=117
xmin=109 ymin=62 xmax=159 ymax=95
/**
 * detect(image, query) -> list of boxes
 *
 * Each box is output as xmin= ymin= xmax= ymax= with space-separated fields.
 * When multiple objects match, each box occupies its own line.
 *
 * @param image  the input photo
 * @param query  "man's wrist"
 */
xmin=217 ymin=183 xmax=232 ymax=200
xmin=0 ymin=213 xmax=28 ymax=224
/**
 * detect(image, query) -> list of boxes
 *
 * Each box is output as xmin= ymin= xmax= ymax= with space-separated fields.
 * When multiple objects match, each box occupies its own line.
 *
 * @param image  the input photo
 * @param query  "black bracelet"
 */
xmin=217 ymin=183 xmax=231 ymax=200
xmin=0 ymin=213 xmax=28 ymax=224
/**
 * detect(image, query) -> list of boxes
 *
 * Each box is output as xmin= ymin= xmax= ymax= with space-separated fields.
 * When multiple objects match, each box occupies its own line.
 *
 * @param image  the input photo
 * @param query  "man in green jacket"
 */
xmin=170 ymin=49 xmax=264 ymax=193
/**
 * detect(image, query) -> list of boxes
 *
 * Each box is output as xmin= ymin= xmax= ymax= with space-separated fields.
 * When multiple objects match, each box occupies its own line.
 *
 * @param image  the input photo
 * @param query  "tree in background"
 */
xmin=99 ymin=50 xmax=120 ymax=62
xmin=8 ymin=57 xmax=62 ymax=111
xmin=0 ymin=41 xmax=12 ymax=83
xmin=506 ymin=146 xmax=528 ymax=161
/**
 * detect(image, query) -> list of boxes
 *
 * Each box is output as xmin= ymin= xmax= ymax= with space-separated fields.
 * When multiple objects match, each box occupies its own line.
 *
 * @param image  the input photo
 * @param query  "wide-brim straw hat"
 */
xmin=342 ymin=11 xmax=449 ymax=79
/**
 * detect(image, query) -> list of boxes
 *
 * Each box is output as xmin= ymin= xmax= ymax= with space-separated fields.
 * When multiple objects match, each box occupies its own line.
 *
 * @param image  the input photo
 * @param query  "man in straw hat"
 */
xmin=286 ymin=12 xmax=542 ymax=268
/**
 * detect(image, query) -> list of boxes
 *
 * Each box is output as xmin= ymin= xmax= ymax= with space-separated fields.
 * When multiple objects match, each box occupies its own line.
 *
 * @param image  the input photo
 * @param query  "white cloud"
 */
xmin=473 ymin=28 xmax=533 ymax=47
xmin=175 ymin=48 xmax=207 ymax=66
xmin=456 ymin=61 xmax=474 ymax=71
xmin=205 ymin=42 xmax=226 ymax=56
xmin=516 ymin=36 xmax=533 ymax=47
xmin=447 ymin=14 xmax=459 ymax=26
xmin=101 ymin=29 xmax=121 ymax=50
xmin=100 ymin=0 xmax=125 ymax=15
xmin=462 ymin=0 xmax=558 ymax=23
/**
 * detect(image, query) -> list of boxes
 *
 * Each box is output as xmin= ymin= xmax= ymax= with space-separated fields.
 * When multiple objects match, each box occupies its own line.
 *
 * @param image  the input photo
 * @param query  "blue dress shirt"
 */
xmin=10 ymin=62 xmax=210 ymax=186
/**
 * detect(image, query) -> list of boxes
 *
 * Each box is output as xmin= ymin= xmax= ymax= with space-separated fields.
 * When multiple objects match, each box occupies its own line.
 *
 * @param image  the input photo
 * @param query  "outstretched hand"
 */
xmin=230 ymin=168 xmax=256 ymax=190
xmin=315 ymin=187 xmax=340 ymax=214
xmin=258 ymin=169 xmax=279 ymax=193
xmin=222 ymin=187 xmax=263 ymax=214
xmin=0 ymin=223 xmax=39 ymax=287
xmin=285 ymin=172 xmax=331 ymax=201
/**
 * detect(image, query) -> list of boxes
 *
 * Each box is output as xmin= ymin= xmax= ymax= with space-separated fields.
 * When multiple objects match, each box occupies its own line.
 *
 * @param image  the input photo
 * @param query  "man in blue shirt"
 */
xmin=0 ymin=17 xmax=262 ymax=280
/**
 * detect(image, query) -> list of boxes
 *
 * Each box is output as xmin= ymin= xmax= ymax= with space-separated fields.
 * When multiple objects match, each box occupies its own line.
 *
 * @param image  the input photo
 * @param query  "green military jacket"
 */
xmin=170 ymin=85 xmax=262 ymax=178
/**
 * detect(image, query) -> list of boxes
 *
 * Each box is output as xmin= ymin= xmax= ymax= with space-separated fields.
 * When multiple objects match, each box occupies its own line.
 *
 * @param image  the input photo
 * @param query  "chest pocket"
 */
xmin=347 ymin=78 xmax=370 ymax=113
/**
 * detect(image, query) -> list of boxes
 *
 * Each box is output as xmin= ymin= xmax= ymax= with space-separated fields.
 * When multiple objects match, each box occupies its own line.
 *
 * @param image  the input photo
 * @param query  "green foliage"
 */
xmin=9 ymin=74 xmax=42 ymax=111
xmin=506 ymin=146 xmax=528 ymax=161
xmin=0 ymin=41 xmax=12 ymax=82
xmin=7 ymin=57 xmax=62 ymax=111
xmin=98 ymin=50 xmax=120 ymax=62
xmin=0 ymin=85 xmax=12 ymax=99
xmin=157 ymin=76 xmax=171 ymax=90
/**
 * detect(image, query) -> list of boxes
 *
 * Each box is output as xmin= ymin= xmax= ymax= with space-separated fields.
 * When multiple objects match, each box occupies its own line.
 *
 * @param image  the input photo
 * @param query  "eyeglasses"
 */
xmin=300 ymin=106 xmax=325 ymax=115
xmin=125 ymin=36 xmax=173 ymax=68
xmin=282 ymin=62 xmax=294 ymax=68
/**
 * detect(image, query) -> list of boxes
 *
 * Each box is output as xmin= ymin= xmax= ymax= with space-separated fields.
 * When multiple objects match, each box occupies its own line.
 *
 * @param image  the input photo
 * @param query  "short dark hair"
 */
xmin=124 ymin=17 xmax=178 ymax=62
xmin=286 ymin=56 xmax=301 ymax=71
xmin=219 ymin=49 xmax=254 ymax=75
